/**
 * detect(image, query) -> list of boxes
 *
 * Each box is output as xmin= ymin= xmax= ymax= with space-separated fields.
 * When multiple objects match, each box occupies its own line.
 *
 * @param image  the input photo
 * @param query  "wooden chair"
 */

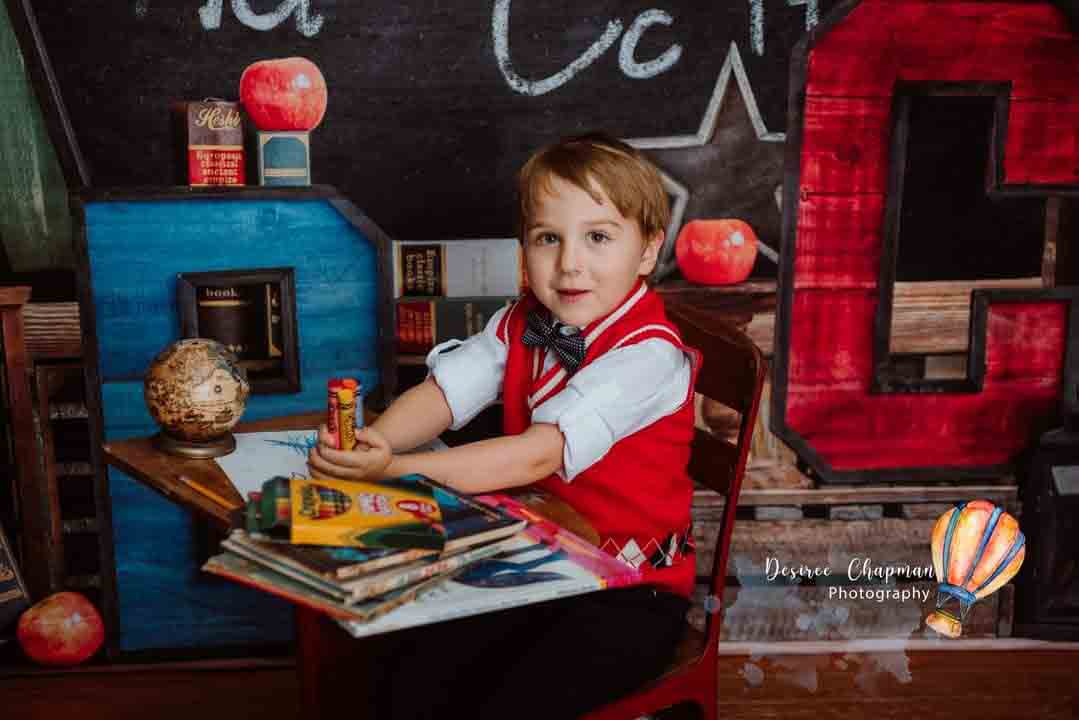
xmin=583 ymin=301 xmax=767 ymax=720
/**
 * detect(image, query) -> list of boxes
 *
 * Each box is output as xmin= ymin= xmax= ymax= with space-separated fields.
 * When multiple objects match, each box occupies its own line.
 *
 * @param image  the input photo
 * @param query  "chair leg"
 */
xmin=294 ymin=606 xmax=398 ymax=717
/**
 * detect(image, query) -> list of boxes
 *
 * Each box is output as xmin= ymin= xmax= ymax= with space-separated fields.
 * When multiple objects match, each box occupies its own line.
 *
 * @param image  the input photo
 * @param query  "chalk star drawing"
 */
xmin=627 ymin=42 xmax=785 ymax=281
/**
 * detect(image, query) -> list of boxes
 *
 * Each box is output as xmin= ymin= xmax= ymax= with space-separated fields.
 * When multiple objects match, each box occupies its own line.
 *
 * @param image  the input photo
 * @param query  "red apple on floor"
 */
xmin=240 ymin=57 xmax=328 ymax=131
xmin=675 ymin=219 xmax=759 ymax=285
xmin=17 ymin=592 xmax=105 ymax=666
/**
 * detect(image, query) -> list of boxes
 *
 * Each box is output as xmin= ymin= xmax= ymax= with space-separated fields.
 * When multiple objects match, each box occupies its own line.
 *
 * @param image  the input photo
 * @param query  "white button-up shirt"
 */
xmin=426 ymin=305 xmax=692 ymax=481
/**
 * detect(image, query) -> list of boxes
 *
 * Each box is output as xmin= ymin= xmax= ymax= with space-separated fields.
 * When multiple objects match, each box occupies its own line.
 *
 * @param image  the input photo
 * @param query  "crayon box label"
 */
xmin=289 ymin=475 xmax=444 ymax=550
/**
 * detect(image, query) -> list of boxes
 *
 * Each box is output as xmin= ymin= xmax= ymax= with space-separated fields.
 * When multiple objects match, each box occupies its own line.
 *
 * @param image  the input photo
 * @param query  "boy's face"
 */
xmin=523 ymin=174 xmax=661 ymax=328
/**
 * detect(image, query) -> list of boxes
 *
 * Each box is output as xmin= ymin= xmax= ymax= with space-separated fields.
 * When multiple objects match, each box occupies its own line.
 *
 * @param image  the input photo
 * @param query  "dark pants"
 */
xmin=376 ymin=585 xmax=690 ymax=720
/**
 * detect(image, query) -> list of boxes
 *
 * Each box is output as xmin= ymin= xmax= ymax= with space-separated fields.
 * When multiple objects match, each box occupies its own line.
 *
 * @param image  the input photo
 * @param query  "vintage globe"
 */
xmin=144 ymin=338 xmax=250 ymax=455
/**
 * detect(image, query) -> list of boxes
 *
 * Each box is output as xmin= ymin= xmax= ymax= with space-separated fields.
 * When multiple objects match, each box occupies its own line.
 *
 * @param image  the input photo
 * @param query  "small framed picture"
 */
xmin=177 ymin=268 xmax=300 ymax=394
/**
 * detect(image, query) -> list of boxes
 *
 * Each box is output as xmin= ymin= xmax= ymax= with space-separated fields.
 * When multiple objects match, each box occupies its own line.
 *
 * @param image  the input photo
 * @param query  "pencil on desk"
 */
xmin=180 ymin=474 xmax=243 ymax=511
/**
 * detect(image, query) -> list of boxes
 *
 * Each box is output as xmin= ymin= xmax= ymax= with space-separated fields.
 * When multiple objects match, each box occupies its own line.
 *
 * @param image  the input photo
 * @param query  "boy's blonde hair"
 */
xmin=518 ymin=132 xmax=670 ymax=243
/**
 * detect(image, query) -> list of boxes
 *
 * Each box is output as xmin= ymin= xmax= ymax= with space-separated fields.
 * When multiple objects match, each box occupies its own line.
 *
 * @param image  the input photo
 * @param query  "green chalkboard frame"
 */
xmin=3 ymin=0 xmax=88 ymax=187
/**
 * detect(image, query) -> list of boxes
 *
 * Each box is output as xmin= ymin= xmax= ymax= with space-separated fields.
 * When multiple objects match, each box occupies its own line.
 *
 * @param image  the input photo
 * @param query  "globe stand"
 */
xmin=152 ymin=432 xmax=237 ymax=459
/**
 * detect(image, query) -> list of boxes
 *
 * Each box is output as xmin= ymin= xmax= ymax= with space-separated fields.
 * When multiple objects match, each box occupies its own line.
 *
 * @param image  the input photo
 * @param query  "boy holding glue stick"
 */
xmin=308 ymin=133 xmax=695 ymax=719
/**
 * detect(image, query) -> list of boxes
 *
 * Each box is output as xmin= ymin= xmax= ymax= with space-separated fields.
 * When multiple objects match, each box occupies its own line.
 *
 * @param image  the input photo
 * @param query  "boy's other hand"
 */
xmin=308 ymin=424 xmax=392 ymax=481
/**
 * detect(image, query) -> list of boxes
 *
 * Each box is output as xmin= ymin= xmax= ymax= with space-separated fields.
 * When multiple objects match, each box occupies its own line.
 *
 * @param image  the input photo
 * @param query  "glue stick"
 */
xmin=341 ymin=377 xmax=363 ymax=429
xmin=326 ymin=378 xmax=343 ymax=449
xmin=337 ymin=387 xmax=357 ymax=451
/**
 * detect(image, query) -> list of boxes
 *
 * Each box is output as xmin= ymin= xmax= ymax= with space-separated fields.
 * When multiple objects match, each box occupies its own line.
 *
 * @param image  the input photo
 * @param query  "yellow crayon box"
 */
xmin=289 ymin=474 xmax=446 ymax=551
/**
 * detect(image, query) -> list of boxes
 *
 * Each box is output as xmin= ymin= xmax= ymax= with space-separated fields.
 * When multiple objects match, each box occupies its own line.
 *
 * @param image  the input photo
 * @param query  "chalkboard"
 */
xmin=13 ymin=0 xmax=838 ymax=271
xmin=0 ymin=2 xmax=71 ymax=271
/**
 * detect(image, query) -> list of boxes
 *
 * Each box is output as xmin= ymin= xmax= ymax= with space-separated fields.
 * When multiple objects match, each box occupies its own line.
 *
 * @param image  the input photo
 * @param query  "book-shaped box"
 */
xmin=256 ymin=131 xmax=310 ymax=186
xmin=392 ymin=240 xmax=524 ymax=298
xmin=173 ymin=100 xmax=245 ymax=186
xmin=338 ymin=493 xmax=642 ymax=638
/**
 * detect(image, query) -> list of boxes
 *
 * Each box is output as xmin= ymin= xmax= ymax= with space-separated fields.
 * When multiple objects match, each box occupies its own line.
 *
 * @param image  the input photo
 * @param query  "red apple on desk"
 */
xmin=240 ymin=57 xmax=328 ymax=131
xmin=17 ymin=592 xmax=104 ymax=666
xmin=675 ymin=219 xmax=759 ymax=285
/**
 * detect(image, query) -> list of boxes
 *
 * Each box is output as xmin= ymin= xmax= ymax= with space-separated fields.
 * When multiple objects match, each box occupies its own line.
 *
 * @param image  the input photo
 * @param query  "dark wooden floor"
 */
xmin=2 ymin=640 xmax=1077 ymax=719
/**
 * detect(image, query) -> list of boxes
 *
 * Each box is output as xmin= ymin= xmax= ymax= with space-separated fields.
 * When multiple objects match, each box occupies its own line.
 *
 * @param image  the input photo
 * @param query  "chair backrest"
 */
xmin=667 ymin=301 xmax=766 ymax=648
xmin=0 ymin=286 xmax=56 ymax=599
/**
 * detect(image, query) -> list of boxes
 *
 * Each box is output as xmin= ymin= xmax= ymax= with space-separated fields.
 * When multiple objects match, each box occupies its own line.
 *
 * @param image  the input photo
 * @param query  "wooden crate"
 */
xmin=688 ymin=471 xmax=1019 ymax=642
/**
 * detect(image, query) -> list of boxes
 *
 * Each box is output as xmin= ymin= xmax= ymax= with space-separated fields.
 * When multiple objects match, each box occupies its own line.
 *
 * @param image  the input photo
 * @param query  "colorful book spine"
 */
xmin=238 ymin=523 xmax=436 ymax=579
xmin=223 ymin=531 xmax=516 ymax=604
xmin=335 ymin=539 xmax=512 ymax=602
xmin=203 ymin=552 xmax=460 ymax=623
xmin=393 ymin=240 xmax=526 ymax=298
xmin=396 ymin=297 xmax=514 ymax=354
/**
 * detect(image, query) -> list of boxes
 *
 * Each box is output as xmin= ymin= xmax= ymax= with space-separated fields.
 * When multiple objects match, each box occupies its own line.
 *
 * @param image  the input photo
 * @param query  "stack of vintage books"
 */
xmin=203 ymin=473 xmax=528 ymax=623
xmin=204 ymin=468 xmax=647 ymax=637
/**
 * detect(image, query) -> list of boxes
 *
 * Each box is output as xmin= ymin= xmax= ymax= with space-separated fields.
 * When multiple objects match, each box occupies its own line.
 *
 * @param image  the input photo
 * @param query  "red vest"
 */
xmin=497 ymin=281 xmax=700 ymax=597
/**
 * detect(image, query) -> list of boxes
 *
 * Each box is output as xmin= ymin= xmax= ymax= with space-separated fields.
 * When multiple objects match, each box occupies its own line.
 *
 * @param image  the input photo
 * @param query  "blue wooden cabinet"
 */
xmin=73 ymin=186 xmax=394 ymax=654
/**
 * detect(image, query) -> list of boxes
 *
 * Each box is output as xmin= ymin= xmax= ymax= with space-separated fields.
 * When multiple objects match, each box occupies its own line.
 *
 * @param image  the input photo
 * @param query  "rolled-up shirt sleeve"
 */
xmin=531 ymin=338 xmax=693 ymax=482
xmin=425 ymin=305 xmax=509 ymax=430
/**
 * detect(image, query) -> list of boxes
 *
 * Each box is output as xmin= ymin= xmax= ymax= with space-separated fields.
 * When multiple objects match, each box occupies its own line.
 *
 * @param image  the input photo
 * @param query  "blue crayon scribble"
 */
xmin=263 ymin=432 xmax=318 ymax=457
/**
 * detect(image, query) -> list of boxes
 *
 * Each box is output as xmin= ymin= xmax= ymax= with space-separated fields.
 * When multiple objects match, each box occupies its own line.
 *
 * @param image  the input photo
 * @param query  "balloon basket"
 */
xmin=926 ymin=609 xmax=963 ymax=638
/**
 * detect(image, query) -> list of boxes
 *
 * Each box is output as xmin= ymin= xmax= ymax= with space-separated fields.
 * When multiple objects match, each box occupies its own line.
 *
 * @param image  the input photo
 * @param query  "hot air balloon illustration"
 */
xmin=927 ymin=500 xmax=1025 ymax=638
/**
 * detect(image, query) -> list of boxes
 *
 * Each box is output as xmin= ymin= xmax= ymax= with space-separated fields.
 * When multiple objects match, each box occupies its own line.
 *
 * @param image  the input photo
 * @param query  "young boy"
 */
xmin=309 ymin=132 xmax=699 ymax=719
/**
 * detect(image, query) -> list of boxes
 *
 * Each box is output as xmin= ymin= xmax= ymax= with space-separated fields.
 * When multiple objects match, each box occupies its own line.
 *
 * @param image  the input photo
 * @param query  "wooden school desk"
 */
xmin=102 ymin=411 xmax=599 ymax=715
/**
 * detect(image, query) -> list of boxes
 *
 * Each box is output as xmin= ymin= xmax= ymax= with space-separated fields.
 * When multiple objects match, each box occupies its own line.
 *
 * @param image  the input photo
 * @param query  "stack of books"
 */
xmin=203 ymin=464 xmax=647 ymax=636
xmin=203 ymin=473 xmax=528 ymax=623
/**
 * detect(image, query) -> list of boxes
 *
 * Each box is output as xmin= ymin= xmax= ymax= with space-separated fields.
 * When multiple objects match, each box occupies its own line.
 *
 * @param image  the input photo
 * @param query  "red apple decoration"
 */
xmin=17 ymin=592 xmax=105 ymax=666
xmin=675 ymin=219 xmax=759 ymax=285
xmin=240 ymin=57 xmax=328 ymax=131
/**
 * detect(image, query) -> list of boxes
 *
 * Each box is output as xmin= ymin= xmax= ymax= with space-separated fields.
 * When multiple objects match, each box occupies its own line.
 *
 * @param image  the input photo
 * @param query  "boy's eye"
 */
xmin=533 ymin=232 xmax=559 ymax=246
xmin=587 ymin=231 xmax=611 ymax=244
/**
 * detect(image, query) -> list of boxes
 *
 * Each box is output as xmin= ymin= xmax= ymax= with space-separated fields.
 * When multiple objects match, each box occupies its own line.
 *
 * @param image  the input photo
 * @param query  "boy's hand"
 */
xmin=308 ymin=424 xmax=392 ymax=481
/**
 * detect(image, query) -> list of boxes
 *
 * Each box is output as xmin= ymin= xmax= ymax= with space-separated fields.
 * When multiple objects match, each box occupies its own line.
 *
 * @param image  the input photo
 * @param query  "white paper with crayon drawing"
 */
xmin=215 ymin=430 xmax=449 ymax=500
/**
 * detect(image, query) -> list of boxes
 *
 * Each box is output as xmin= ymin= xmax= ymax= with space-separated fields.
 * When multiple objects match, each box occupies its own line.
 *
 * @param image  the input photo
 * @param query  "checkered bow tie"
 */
xmin=522 ymin=311 xmax=586 ymax=374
